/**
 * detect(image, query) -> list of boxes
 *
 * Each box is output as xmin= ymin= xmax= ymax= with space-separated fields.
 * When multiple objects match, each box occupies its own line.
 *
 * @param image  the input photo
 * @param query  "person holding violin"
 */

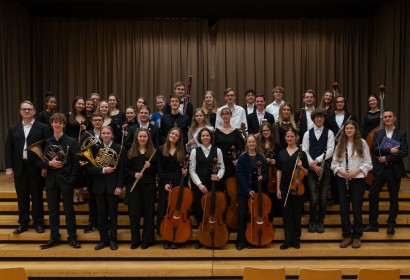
xmin=236 ymin=134 xmax=269 ymax=250
xmin=189 ymin=127 xmax=225 ymax=249
xmin=156 ymin=127 xmax=188 ymax=249
xmin=276 ymin=128 xmax=309 ymax=250
xmin=125 ymin=128 xmax=157 ymax=249
xmin=331 ymin=120 xmax=372 ymax=248
xmin=302 ymin=109 xmax=334 ymax=233
xmin=257 ymin=122 xmax=281 ymax=219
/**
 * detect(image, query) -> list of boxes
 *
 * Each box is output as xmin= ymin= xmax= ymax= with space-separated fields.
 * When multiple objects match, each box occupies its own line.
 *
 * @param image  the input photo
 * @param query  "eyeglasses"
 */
xmin=20 ymin=108 xmax=34 ymax=112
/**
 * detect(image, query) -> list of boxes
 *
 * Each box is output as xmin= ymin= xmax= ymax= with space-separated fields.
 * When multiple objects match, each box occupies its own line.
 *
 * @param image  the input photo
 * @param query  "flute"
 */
xmin=130 ymin=150 xmax=157 ymax=192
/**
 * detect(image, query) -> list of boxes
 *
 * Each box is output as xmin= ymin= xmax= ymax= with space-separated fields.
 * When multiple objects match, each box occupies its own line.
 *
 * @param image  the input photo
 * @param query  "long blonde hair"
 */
xmin=278 ymin=103 xmax=296 ymax=128
xmin=201 ymin=90 xmax=218 ymax=114
xmin=190 ymin=108 xmax=210 ymax=133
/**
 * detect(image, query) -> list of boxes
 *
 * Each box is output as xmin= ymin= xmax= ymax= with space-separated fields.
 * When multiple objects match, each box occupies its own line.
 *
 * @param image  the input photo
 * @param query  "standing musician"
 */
xmin=318 ymin=90 xmax=335 ymax=116
xmin=86 ymin=126 xmax=125 ymax=250
xmin=302 ymin=109 xmax=334 ymax=233
xmin=331 ymin=120 xmax=372 ymax=249
xmin=201 ymin=90 xmax=219 ymax=128
xmin=294 ymin=89 xmax=316 ymax=143
xmin=189 ymin=128 xmax=225 ymax=249
xmin=273 ymin=103 xmax=297 ymax=150
xmin=156 ymin=128 xmax=188 ymax=249
xmin=214 ymin=108 xmax=244 ymax=190
xmin=124 ymin=105 xmax=161 ymax=149
xmin=160 ymin=94 xmax=190 ymax=145
xmin=215 ymin=88 xmax=248 ymax=130
xmin=243 ymin=89 xmax=256 ymax=116
xmin=163 ymin=81 xmax=194 ymax=124
xmin=363 ymin=110 xmax=408 ymax=235
xmin=186 ymin=108 xmax=214 ymax=153
xmin=151 ymin=95 xmax=166 ymax=128
xmin=38 ymin=113 xmax=81 ymax=249
xmin=362 ymin=94 xmax=381 ymax=139
xmin=247 ymin=94 xmax=275 ymax=136
xmin=96 ymin=100 xmax=121 ymax=144
xmin=121 ymin=106 xmax=138 ymax=137
xmin=36 ymin=93 xmax=57 ymax=129
xmin=266 ymin=86 xmax=286 ymax=121
xmin=5 ymin=101 xmax=51 ymax=234
xmin=108 ymin=94 xmax=126 ymax=128
xmin=235 ymin=134 xmax=268 ymax=250
xmin=276 ymin=128 xmax=309 ymax=250
xmin=125 ymin=128 xmax=157 ymax=249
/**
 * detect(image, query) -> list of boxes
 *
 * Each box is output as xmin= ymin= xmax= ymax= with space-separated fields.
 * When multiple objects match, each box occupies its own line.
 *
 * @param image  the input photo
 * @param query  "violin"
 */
xmin=198 ymin=158 xmax=229 ymax=248
xmin=225 ymin=146 xmax=239 ymax=230
xmin=245 ymin=161 xmax=275 ymax=247
xmin=160 ymin=155 xmax=193 ymax=244
xmin=284 ymin=149 xmax=305 ymax=207
xmin=266 ymin=148 xmax=277 ymax=193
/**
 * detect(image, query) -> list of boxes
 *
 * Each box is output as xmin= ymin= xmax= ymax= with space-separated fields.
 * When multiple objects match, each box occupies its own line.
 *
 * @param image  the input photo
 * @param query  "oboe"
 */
xmin=315 ymin=150 xmax=326 ymax=193
xmin=345 ymin=148 xmax=350 ymax=198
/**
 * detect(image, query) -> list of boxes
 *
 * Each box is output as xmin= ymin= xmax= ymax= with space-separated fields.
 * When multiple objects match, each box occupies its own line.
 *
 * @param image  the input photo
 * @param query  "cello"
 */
xmin=365 ymin=84 xmax=385 ymax=186
xmin=160 ymin=155 xmax=193 ymax=244
xmin=245 ymin=161 xmax=275 ymax=247
xmin=225 ymin=146 xmax=239 ymax=230
xmin=198 ymin=158 xmax=230 ymax=248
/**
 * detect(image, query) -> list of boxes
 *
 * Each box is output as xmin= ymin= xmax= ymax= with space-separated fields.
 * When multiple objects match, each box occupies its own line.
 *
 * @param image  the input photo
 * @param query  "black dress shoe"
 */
xmin=387 ymin=224 xmax=395 ymax=235
xmin=164 ymin=242 xmax=171 ymax=249
xmin=363 ymin=224 xmax=379 ymax=232
xmin=171 ymin=243 xmax=180 ymax=249
xmin=280 ymin=242 xmax=291 ymax=250
xmin=40 ymin=239 xmax=60 ymax=249
xmin=83 ymin=225 xmax=97 ymax=233
xmin=235 ymin=243 xmax=244 ymax=250
xmin=68 ymin=238 xmax=81 ymax=248
xmin=247 ymin=244 xmax=253 ymax=249
xmin=109 ymin=240 xmax=118 ymax=250
xmin=194 ymin=242 xmax=203 ymax=249
xmin=13 ymin=225 xmax=29 ymax=234
xmin=95 ymin=241 xmax=108 ymax=250
xmin=141 ymin=243 xmax=150 ymax=249
xmin=130 ymin=243 xmax=140 ymax=249
xmin=293 ymin=242 xmax=300 ymax=249
xmin=34 ymin=224 xmax=45 ymax=234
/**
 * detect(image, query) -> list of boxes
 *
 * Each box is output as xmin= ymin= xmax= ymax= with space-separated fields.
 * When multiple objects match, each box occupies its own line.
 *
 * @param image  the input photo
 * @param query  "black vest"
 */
xmin=308 ymin=127 xmax=329 ymax=160
xmin=195 ymin=146 xmax=217 ymax=189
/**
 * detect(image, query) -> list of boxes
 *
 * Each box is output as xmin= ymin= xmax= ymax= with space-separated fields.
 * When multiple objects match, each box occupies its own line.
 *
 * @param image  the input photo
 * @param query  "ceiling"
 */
xmin=15 ymin=0 xmax=390 ymax=18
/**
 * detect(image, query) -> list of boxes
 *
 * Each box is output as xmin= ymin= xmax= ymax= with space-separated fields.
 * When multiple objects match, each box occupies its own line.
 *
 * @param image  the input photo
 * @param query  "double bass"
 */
xmin=198 ymin=158 xmax=229 ymax=248
xmin=160 ymin=155 xmax=193 ymax=244
xmin=245 ymin=161 xmax=275 ymax=247
xmin=225 ymin=146 xmax=239 ymax=230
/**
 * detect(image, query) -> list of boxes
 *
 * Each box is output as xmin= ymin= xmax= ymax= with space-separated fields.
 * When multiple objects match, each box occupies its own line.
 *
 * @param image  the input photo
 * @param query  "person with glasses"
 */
xmin=5 ymin=101 xmax=51 ymax=235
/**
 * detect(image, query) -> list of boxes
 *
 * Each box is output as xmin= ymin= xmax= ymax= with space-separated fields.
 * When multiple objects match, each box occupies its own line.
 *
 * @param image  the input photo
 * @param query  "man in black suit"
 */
xmin=247 ymin=94 xmax=275 ymax=135
xmin=294 ymin=89 xmax=316 ymax=143
xmin=38 ymin=113 xmax=81 ymax=249
xmin=160 ymin=95 xmax=190 ymax=145
xmin=163 ymin=81 xmax=194 ymax=125
xmin=243 ymin=89 xmax=256 ymax=116
xmin=5 ymin=101 xmax=51 ymax=234
xmin=363 ymin=110 xmax=408 ymax=235
xmin=124 ymin=105 xmax=160 ymax=149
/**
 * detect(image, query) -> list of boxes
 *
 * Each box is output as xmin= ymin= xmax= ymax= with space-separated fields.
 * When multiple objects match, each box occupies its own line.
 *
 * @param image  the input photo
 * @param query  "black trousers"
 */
xmin=14 ymin=161 xmax=44 ymax=226
xmin=86 ymin=177 xmax=98 ymax=227
xmin=46 ymin=180 xmax=77 ymax=241
xmin=369 ymin=166 xmax=401 ymax=226
xmin=236 ymin=194 xmax=249 ymax=245
xmin=306 ymin=162 xmax=331 ymax=223
xmin=127 ymin=182 xmax=155 ymax=245
xmin=95 ymin=190 xmax=119 ymax=242
xmin=281 ymin=192 xmax=304 ymax=244
xmin=336 ymin=176 xmax=365 ymax=239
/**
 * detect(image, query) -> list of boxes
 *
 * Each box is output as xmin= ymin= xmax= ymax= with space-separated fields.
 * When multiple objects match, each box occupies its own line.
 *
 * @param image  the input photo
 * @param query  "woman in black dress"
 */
xmin=201 ymin=90 xmax=219 ymax=128
xmin=362 ymin=94 xmax=381 ymax=139
xmin=37 ymin=94 xmax=57 ymax=129
xmin=273 ymin=103 xmax=297 ymax=150
xmin=97 ymin=100 xmax=121 ymax=144
xmin=276 ymin=128 xmax=309 ymax=250
xmin=108 ymin=94 xmax=126 ymax=128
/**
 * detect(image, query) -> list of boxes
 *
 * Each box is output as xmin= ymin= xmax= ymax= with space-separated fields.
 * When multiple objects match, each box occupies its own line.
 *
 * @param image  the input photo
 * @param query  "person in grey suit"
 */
xmin=363 ymin=110 xmax=408 ymax=235
xmin=5 ymin=101 xmax=51 ymax=234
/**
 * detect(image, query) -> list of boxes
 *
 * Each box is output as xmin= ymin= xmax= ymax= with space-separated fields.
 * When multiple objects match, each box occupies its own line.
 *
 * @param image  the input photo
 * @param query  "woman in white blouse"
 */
xmin=331 ymin=120 xmax=372 ymax=249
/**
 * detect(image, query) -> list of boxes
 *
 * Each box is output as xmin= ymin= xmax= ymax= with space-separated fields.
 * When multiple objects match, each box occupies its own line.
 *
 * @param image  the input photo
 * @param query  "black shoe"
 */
xmin=40 ymin=239 xmax=60 ymax=249
xmin=194 ymin=242 xmax=203 ymax=249
xmin=387 ymin=224 xmax=395 ymax=235
xmin=280 ymin=242 xmax=291 ymax=250
xmin=171 ymin=243 xmax=180 ymax=249
xmin=164 ymin=242 xmax=171 ymax=249
xmin=83 ymin=225 xmax=97 ymax=233
xmin=141 ymin=243 xmax=150 ymax=249
xmin=363 ymin=224 xmax=379 ymax=232
xmin=293 ymin=242 xmax=300 ymax=249
xmin=34 ymin=224 xmax=45 ymax=234
xmin=308 ymin=221 xmax=317 ymax=233
xmin=130 ymin=243 xmax=140 ymax=249
xmin=13 ymin=225 xmax=29 ymax=234
xmin=247 ymin=244 xmax=253 ymax=249
xmin=68 ymin=238 xmax=81 ymax=248
xmin=109 ymin=240 xmax=118 ymax=250
xmin=316 ymin=222 xmax=325 ymax=233
xmin=235 ymin=243 xmax=244 ymax=250
xmin=95 ymin=241 xmax=108 ymax=250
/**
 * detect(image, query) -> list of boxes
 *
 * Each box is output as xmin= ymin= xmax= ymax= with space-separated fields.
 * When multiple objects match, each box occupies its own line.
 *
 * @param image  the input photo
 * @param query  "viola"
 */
xmin=198 ymin=158 xmax=229 ymax=248
xmin=245 ymin=161 xmax=275 ymax=247
xmin=266 ymin=148 xmax=277 ymax=193
xmin=290 ymin=149 xmax=305 ymax=196
xmin=225 ymin=146 xmax=239 ymax=230
xmin=160 ymin=155 xmax=193 ymax=244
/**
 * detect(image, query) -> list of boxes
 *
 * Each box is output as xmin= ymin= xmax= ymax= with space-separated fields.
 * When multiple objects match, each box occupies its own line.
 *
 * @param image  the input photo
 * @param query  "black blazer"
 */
xmin=163 ymin=100 xmax=194 ymax=125
xmin=294 ymin=109 xmax=309 ymax=142
xmin=371 ymin=128 xmax=408 ymax=179
xmin=86 ymin=142 xmax=125 ymax=194
xmin=5 ymin=120 xmax=51 ymax=176
xmin=124 ymin=123 xmax=160 ymax=150
xmin=243 ymin=104 xmax=257 ymax=115
xmin=325 ymin=112 xmax=358 ymax=138
xmin=247 ymin=111 xmax=275 ymax=135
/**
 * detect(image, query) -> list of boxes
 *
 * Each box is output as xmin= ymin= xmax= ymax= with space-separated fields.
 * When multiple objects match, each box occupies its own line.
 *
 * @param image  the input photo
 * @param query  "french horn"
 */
xmin=77 ymin=135 xmax=100 ymax=166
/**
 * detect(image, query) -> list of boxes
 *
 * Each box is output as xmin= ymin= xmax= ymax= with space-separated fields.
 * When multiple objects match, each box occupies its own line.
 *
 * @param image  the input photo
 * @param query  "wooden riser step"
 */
xmin=0 ymin=259 xmax=409 ymax=278
xmin=1 ymin=227 xmax=410 ymax=242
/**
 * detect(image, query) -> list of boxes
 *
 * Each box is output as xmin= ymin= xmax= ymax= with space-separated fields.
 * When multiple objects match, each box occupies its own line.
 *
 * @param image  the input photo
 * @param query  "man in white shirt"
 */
xmin=265 ymin=86 xmax=286 ymax=120
xmin=294 ymin=89 xmax=316 ymax=143
xmin=216 ymin=88 xmax=248 ymax=130
xmin=302 ymin=108 xmax=335 ymax=233
xmin=243 ymin=89 xmax=256 ymax=115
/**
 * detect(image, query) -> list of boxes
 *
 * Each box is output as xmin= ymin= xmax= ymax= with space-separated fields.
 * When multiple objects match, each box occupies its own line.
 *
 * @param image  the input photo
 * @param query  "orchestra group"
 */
xmin=4 ymin=82 xmax=408 ymax=251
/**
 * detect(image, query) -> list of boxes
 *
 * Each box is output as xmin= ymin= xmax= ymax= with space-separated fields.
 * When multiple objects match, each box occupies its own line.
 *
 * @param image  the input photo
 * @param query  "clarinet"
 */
xmin=345 ymin=148 xmax=350 ymax=198
xmin=315 ymin=150 xmax=326 ymax=193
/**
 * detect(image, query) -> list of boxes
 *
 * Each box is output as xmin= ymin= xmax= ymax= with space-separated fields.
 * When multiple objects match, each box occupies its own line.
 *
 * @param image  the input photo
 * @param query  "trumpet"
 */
xmin=334 ymin=115 xmax=351 ymax=142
